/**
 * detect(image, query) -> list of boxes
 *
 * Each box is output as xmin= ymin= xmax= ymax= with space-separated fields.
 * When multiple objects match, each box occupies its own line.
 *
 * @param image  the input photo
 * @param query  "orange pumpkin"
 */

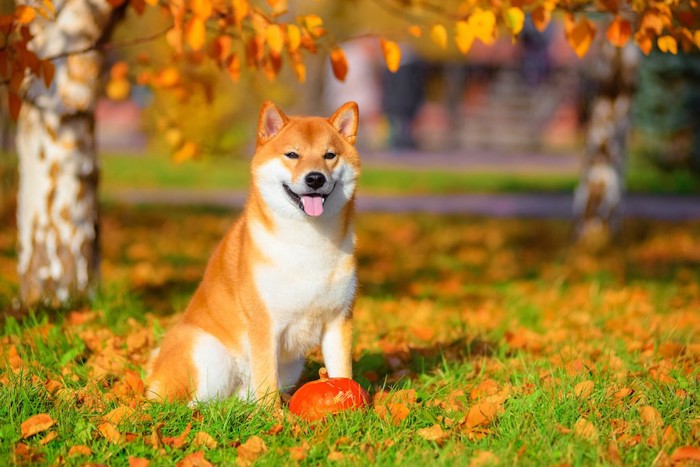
xmin=289 ymin=368 xmax=370 ymax=421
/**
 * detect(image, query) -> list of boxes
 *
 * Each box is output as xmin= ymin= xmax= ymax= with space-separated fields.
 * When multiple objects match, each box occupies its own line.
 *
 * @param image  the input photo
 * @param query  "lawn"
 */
xmin=100 ymin=153 xmax=700 ymax=195
xmin=1 ymin=206 xmax=699 ymax=465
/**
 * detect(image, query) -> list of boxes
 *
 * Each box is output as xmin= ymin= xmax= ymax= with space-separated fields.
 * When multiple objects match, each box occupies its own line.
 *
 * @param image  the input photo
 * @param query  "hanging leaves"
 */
xmin=564 ymin=14 xmax=596 ymax=57
xmin=380 ymin=38 xmax=401 ymax=72
xmin=504 ymin=7 xmax=525 ymax=36
xmin=606 ymin=16 xmax=632 ymax=47
xmin=657 ymin=35 xmax=678 ymax=54
xmin=185 ymin=17 xmax=206 ymax=51
xmin=329 ymin=46 xmax=348 ymax=81
xmin=455 ymin=21 xmax=475 ymax=54
xmin=430 ymin=24 xmax=448 ymax=49
xmin=265 ymin=24 xmax=284 ymax=57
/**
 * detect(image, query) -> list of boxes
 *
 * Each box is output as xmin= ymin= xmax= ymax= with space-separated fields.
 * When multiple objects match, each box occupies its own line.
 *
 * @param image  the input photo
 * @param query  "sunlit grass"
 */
xmin=100 ymin=152 xmax=700 ymax=195
xmin=1 ymin=206 xmax=699 ymax=464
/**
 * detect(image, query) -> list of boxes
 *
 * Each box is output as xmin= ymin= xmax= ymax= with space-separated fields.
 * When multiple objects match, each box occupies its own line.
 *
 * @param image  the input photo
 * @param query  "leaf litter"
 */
xmin=1 ymin=210 xmax=699 ymax=464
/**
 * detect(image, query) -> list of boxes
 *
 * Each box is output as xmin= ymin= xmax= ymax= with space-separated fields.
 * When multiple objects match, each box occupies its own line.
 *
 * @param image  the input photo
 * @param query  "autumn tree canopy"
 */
xmin=3 ymin=0 xmax=699 ymax=135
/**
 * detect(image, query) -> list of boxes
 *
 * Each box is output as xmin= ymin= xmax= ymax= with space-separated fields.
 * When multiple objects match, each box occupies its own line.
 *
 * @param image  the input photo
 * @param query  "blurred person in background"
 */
xmin=381 ymin=45 xmax=427 ymax=150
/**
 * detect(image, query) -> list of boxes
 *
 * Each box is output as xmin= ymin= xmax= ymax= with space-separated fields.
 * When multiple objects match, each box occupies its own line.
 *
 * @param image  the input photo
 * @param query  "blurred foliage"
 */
xmin=634 ymin=50 xmax=700 ymax=173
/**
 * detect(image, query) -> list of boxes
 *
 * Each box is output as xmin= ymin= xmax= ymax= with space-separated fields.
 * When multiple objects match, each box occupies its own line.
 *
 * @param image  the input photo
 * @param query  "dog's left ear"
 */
xmin=329 ymin=102 xmax=359 ymax=145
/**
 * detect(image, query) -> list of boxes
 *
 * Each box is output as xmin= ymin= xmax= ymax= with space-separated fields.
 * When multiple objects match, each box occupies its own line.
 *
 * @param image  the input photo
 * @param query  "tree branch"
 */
xmin=43 ymin=27 xmax=170 ymax=61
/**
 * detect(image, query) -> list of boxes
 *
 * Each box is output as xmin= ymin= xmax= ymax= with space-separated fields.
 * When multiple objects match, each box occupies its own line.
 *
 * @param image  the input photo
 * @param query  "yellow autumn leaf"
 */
xmin=232 ymin=0 xmax=249 ymax=26
xmin=185 ymin=17 xmax=206 ymax=51
xmin=190 ymin=0 xmax=212 ymax=19
xmin=303 ymin=14 xmax=324 ymax=37
xmin=431 ymin=24 xmax=448 ymax=49
xmin=564 ymin=14 xmax=596 ymax=58
xmin=287 ymin=24 xmax=301 ymax=52
xmin=504 ymin=7 xmax=525 ymax=36
xmin=657 ymin=35 xmax=678 ymax=54
xmin=470 ymin=9 xmax=496 ymax=44
xmin=455 ymin=21 xmax=474 ymax=54
xmin=330 ymin=46 xmax=348 ymax=81
xmin=380 ymin=38 xmax=401 ymax=72
xmin=265 ymin=24 xmax=284 ymax=57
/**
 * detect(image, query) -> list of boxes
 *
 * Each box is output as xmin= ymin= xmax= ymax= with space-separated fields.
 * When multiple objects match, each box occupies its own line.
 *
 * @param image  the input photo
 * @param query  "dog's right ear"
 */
xmin=258 ymin=101 xmax=288 ymax=145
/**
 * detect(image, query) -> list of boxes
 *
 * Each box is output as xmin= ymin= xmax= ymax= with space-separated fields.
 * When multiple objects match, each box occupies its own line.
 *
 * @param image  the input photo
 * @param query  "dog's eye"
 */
xmin=285 ymin=152 xmax=299 ymax=159
xmin=324 ymin=152 xmax=336 ymax=160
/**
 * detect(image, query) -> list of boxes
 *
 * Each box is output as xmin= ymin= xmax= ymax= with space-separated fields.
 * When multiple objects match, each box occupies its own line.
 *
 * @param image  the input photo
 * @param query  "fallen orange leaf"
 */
xmin=129 ymin=457 xmax=150 ymax=467
xmin=417 ymin=424 xmax=448 ymax=445
xmin=374 ymin=402 xmax=410 ymax=425
xmin=162 ymin=423 xmax=191 ymax=448
xmin=573 ymin=417 xmax=598 ymax=443
xmin=98 ymin=422 xmax=122 ymax=444
xmin=192 ymin=431 xmax=218 ymax=449
xmin=21 ymin=414 xmax=55 ymax=439
xmin=574 ymin=380 xmax=594 ymax=399
xmin=67 ymin=445 xmax=92 ymax=456
xmin=639 ymin=405 xmax=663 ymax=429
xmin=464 ymin=402 xmax=502 ymax=428
xmin=237 ymin=435 xmax=267 ymax=465
xmin=670 ymin=446 xmax=700 ymax=463
xmin=177 ymin=451 xmax=213 ymax=467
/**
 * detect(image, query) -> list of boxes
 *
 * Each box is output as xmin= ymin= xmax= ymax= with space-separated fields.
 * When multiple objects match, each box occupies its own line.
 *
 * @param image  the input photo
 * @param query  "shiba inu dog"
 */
xmin=146 ymin=101 xmax=360 ymax=406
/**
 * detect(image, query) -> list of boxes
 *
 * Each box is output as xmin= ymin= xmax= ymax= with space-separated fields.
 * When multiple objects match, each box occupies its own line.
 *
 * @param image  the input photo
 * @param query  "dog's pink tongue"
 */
xmin=301 ymin=196 xmax=324 ymax=216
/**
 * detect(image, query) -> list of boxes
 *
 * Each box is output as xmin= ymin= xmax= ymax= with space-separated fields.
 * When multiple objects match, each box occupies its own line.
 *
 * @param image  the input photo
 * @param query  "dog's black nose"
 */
xmin=305 ymin=172 xmax=326 ymax=190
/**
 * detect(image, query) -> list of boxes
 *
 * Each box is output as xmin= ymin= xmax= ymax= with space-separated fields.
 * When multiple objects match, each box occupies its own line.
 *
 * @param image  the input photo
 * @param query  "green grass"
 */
xmin=101 ymin=152 xmax=700 ymax=195
xmin=1 ymin=208 xmax=699 ymax=465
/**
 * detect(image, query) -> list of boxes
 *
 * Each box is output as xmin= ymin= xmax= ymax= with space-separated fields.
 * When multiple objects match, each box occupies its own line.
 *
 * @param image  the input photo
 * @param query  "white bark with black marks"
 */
xmin=16 ymin=0 xmax=115 ymax=306
xmin=574 ymin=39 xmax=639 ymax=244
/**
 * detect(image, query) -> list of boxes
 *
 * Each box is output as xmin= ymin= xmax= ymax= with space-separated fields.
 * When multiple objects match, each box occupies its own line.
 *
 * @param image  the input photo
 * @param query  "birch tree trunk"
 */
xmin=17 ymin=0 xmax=116 ymax=306
xmin=573 ymin=40 xmax=639 ymax=246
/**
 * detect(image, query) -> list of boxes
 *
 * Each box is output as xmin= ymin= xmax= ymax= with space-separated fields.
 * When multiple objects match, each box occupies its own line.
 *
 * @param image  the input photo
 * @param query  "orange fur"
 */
xmin=147 ymin=101 xmax=361 ymax=406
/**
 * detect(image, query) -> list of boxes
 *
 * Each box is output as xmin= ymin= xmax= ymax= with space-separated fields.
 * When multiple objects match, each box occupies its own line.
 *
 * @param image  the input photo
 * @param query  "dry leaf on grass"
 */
xmin=20 ymin=414 xmax=55 ymax=438
xmin=670 ymin=446 xmax=700 ymax=463
xmin=573 ymin=417 xmax=598 ymax=443
xmin=289 ymin=441 xmax=310 ymax=461
xmin=103 ymin=405 xmax=135 ymax=425
xmin=162 ymin=423 xmax=191 ymax=448
xmin=67 ymin=445 xmax=92 ymax=456
xmin=574 ymin=380 xmax=594 ymax=399
xmin=639 ymin=405 xmax=663 ymax=429
xmin=129 ymin=457 xmax=150 ymax=467
xmin=177 ymin=451 xmax=213 ymax=467
xmin=39 ymin=431 xmax=57 ymax=445
xmin=373 ymin=389 xmax=417 ymax=406
xmin=327 ymin=451 xmax=345 ymax=461
xmin=192 ymin=431 xmax=218 ymax=449
xmin=374 ymin=402 xmax=410 ymax=425
xmin=417 ymin=424 xmax=449 ymax=445
xmin=98 ymin=422 xmax=122 ymax=444
xmin=463 ymin=402 xmax=503 ymax=428
xmin=237 ymin=435 xmax=266 ymax=466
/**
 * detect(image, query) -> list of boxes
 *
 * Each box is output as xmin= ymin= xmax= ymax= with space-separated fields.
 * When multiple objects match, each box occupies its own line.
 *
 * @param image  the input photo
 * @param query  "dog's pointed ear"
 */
xmin=329 ymin=102 xmax=359 ymax=145
xmin=258 ymin=101 xmax=289 ymax=145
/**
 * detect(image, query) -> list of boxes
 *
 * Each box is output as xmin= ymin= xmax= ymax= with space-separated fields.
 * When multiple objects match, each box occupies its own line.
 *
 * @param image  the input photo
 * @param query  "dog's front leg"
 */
xmin=321 ymin=312 xmax=353 ymax=379
xmin=249 ymin=326 xmax=280 ymax=408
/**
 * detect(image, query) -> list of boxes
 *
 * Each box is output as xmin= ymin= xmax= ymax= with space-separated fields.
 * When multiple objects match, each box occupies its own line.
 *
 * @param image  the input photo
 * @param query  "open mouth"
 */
xmin=283 ymin=184 xmax=329 ymax=217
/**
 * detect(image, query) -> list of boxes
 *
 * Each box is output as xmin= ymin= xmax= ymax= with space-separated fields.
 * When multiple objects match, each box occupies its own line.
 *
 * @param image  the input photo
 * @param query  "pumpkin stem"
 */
xmin=318 ymin=367 xmax=329 ymax=381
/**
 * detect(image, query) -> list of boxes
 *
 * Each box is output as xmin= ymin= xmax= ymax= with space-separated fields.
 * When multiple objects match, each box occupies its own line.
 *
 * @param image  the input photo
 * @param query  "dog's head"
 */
xmin=251 ymin=101 xmax=360 ymax=220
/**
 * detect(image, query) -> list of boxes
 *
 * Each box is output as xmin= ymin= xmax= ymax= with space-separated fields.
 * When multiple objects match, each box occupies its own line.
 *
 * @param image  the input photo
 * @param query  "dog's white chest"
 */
xmin=250 ymin=220 xmax=356 ymax=349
